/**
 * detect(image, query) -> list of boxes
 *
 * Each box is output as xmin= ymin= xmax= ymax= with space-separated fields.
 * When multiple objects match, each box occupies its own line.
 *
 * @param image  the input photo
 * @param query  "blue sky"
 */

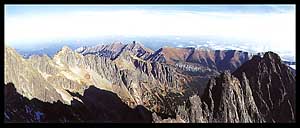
xmin=5 ymin=5 xmax=295 ymax=16
xmin=5 ymin=5 xmax=295 ymax=53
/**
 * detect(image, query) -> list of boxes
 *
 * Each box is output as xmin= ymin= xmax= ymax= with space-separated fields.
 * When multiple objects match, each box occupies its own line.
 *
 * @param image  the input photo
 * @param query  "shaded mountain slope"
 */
xmin=233 ymin=52 xmax=296 ymax=122
xmin=5 ymin=83 xmax=152 ymax=123
xmin=153 ymin=52 xmax=295 ymax=123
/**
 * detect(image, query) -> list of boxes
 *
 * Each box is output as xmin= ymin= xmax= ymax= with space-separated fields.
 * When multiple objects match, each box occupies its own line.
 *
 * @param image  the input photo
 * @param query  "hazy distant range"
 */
xmin=9 ymin=36 xmax=296 ymax=68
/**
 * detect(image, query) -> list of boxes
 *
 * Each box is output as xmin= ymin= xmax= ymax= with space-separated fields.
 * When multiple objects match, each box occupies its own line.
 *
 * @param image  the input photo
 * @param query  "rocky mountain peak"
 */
xmin=5 ymin=46 xmax=15 ymax=53
xmin=233 ymin=51 xmax=295 ymax=122
xmin=109 ymin=41 xmax=125 ymax=50
xmin=262 ymin=51 xmax=282 ymax=63
xmin=155 ymin=69 xmax=263 ymax=123
xmin=219 ymin=70 xmax=232 ymax=80
xmin=5 ymin=46 xmax=23 ymax=59
xmin=5 ymin=47 xmax=65 ymax=104
xmin=55 ymin=46 xmax=74 ymax=56
xmin=74 ymin=46 xmax=87 ymax=53
xmin=126 ymin=41 xmax=152 ymax=52
xmin=62 ymin=45 xmax=73 ymax=51
xmin=154 ymin=50 xmax=295 ymax=123
xmin=250 ymin=55 xmax=262 ymax=61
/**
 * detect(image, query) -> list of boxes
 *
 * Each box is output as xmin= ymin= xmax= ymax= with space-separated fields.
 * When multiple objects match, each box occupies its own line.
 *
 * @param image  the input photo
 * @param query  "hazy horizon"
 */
xmin=5 ymin=5 xmax=295 ymax=61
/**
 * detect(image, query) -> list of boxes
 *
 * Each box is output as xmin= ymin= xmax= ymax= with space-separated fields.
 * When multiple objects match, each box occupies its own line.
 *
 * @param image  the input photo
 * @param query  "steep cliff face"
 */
xmin=154 ymin=71 xmax=263 ymax=123
xmin=5 ymin=45 xmax=197 ymax=117
xmin=199 ymin=71 xmax=263 ymax=123
xmin=5 ymin=47 xmax=64 ymax=103
xmin=153 ymin=52 xmax=295 ymax=123
xmin=233 ymin=52 xmax=296 ymax=122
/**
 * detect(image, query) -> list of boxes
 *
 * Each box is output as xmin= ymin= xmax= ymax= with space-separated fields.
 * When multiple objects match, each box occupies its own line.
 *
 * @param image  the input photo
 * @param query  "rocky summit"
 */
xmin=4 ymin=42 xmax=296 ymax=123
xmin=233 ymin=52 xmax=296 ymax=122
xmin=153 ymin=52 xmax=295 ymax=123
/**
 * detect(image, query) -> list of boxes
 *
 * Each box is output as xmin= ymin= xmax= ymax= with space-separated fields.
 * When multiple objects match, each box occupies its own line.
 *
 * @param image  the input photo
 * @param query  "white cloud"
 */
xmin=5 ymin=8 xmax=295 ymax=53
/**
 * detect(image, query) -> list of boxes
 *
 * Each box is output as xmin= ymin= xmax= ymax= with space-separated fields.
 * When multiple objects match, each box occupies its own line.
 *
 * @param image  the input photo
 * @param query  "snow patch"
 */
xmin=176 ymin=45 xmax=184 ymax=48
xmin=289 ymin=65 xmax=296 ymax=70
xmin=186 ymin=45 xmax=195 ymax=48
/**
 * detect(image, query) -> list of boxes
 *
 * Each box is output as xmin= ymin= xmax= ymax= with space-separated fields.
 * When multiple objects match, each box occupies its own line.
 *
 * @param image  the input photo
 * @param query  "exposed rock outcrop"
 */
xmin=5 ymin=45 xmax=197 ymax=117
xmin=153 ymin=52 xmax=295 ymax=123
xmin=5 ymin=42 xmax=295 ymax=123
xmin=5 ymin=47 xmax=64 ymax=103
xmin=233 ymin=52 xmax=296 ymax=122
xmin=154 ymin=71 xmax=263 ymax=123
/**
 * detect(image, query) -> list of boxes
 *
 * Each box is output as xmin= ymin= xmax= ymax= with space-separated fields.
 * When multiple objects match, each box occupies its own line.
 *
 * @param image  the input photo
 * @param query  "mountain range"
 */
xmin=4 ymin=41 xmax=296 ymax=123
